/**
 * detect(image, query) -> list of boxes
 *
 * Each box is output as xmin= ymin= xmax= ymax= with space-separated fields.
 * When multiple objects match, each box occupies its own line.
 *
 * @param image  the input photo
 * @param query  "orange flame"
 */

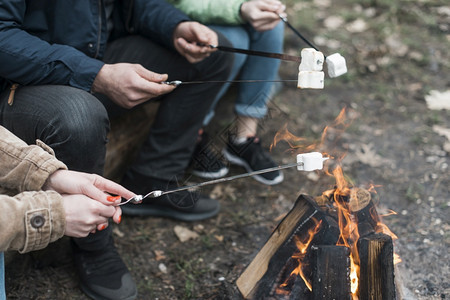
xmin=272 ymin=107 xmax=399 ymax=299
xmin=279 ymin=218 xmax=322 ymax=292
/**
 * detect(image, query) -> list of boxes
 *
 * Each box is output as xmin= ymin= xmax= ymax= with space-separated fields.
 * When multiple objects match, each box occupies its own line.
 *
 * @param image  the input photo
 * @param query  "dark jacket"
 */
xmin=0 ymin=0 xmax=190 ymax=92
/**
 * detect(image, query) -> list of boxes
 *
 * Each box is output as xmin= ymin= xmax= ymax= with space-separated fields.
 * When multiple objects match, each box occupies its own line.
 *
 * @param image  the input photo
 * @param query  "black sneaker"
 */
xmin=72 ymin=237 xmax=137 ymax=300
xmin=191 ymin=132 xmax=229 ymax=179
xmin=223 ymin=136 xmax=284 ymax=185
xmin=120 ymin=172 xmax=220 ymax=222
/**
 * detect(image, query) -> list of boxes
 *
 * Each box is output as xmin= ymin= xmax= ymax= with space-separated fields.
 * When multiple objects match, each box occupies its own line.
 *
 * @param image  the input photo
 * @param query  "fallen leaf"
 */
xmin=432 ymin=125 xmax=450 ymax=153
xmin=323 ymin=15 xmax=344 ymax=30
xmin=214 ymin=235 xmax=224 ymax=242
xmin=174 ymin=225 xmax=199 ymax=242
xmin=113 ymin=226 xmax=125 ymax=238
xmin=346 ymin=19 xmax=368 ymax=33
xmin=154 ymin=250 xmax=166 ymax=261
xmin=425 ymin=90 xmax=450 ymax=110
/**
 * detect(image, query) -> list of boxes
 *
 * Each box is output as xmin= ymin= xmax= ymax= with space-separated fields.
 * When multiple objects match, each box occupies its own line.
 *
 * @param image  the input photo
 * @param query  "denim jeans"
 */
xmin=0 ymin=34 xmax=232 ymax=251
xmin=0 ymin=252 xmax=5 ymax=300
xmin=203 ymin=22 xmax=284 ymax=125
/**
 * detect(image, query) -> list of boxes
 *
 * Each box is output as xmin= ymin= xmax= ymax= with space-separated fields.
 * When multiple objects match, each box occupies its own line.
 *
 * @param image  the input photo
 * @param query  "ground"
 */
xmin=5 ymin=0 xmax=449 ymax=299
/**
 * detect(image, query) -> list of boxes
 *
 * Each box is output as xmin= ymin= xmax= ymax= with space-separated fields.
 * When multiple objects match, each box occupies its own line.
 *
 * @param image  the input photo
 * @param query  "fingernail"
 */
xmin=118 ymin=215 xmax=122 ymax=224
xmin=99 ymin=224 xmax=107 ymax=231
xmin=107 ymin=195 xmax=121 ymax=202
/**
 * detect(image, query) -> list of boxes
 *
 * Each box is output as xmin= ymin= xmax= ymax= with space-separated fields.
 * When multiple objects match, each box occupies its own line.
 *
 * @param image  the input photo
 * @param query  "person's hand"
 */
xmin=43 ymin=170 xmax=136 ymax=232
xmin=92 ymin=63 xmax=176 ymax=108
xmin=173 ymin=21 xmax=218 ymax=63
xmin=240 ymin=0 xmax=286 ymax=32
xmin=62 ymin=194 xmax=118 ymax=237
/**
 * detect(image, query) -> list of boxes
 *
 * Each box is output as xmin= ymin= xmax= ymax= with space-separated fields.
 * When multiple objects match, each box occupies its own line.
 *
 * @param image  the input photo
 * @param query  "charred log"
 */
xmin=358 ymin=233 xmax=396 ymax=300
xmin=236 ymin=195 xmax=340 ymax=299
xmin=311 ymin=245 xmax=351 ymax=300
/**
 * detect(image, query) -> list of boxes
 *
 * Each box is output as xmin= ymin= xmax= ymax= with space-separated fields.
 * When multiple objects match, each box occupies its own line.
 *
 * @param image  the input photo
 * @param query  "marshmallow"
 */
xmin=299 ymin=48 xmax=324 ymax=71
xmin=326 ymin=53 xmax=347 ymax=78
xmin=297 ymin=71 xmax=324 ymax=89
xmin=297 ymin=152 xmax=329 ymax=171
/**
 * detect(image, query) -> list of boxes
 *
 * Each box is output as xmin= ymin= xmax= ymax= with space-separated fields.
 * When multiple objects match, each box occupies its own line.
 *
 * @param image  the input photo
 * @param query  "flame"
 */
xmin=272 ymin=107 xmax=399 ymax=299
xmin=279 ymin=218 xmax=322 ymax=292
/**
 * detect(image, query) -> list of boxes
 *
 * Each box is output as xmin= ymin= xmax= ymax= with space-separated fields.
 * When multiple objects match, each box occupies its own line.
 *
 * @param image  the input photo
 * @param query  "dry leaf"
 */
xmin=113 ymin=226 xmax=125 ymax=238
xmin=432 ymin=125 xmax=450 ymax=153
xmin=324 ymin=16 xmax=344 ymax=30
xmin=346 ymin=19 xmax=367 ymax=33
xmin=214 ymin=235 xmax=224 ymax=242
xmin=425 ymin=90 xmax=450 ymax=110
xmin=174 ymin=225 xmax=199 ymax=242
xmin=154 ymin=250 xmax=166 ymax=261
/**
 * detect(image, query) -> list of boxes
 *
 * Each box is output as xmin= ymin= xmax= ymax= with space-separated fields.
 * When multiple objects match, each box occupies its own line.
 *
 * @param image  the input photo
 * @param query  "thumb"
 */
xmin=135 ymin=65 xmax=168 ymax=83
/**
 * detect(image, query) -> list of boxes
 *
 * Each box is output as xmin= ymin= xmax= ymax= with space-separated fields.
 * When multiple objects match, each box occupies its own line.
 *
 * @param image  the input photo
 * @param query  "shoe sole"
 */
xmin=80 ymin=277 xmax=137 ymax=300
xmin=120 ymin=203 xmax=221 ymax=222
xmin=191 ymin=166 xmax=229 ymax=179
xmin=222 ymin=149 xmax=284 ymax=185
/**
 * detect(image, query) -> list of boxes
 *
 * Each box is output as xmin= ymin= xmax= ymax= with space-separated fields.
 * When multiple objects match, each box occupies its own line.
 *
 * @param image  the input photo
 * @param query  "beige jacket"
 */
xmin=0 ymin=126 xmax=67 ymax=253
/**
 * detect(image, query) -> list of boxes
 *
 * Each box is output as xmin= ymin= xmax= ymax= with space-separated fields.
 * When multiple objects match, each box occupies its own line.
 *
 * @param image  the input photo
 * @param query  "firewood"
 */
xmin=311 ymin=245 xmax=351 ymax=300
xmin=236 ymin=195 xmax=340 ymax=299
xmin=358 ymin=233 xmax=396 ymax=300
xmin=348 ymin=188 xmax=380 ymax=238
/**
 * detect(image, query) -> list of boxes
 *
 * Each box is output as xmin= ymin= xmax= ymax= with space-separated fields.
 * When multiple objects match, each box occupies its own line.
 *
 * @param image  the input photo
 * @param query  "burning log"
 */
xmin=348 ymin=188 xmax=381 ymax=238
xmin=311 ymin=245 xmax=351 ymax=300
xmin=358 ymin=233 xmax=396 ymax=300
xmin=236 ymin=195 xmax=340 ymax=299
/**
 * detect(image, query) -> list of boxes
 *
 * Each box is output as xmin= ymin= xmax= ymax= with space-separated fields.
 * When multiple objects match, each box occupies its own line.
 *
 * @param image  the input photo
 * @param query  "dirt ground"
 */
xmin=5 ymin=0 xmax=449 ymax=299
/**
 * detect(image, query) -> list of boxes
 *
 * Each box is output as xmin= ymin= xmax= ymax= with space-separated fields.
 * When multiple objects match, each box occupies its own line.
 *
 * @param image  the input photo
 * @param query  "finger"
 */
xmin=98 ymin=205 xmax=117 ymax=219
xmin=97 ymin=222 xmax=109 ymax=231
xmin=135 ymin=65 xmax=169 ymax=83
xmin=112 ymin=207 xmax=122 ymax=224
xmin=91 ymin=174 xmax=136 ymax=201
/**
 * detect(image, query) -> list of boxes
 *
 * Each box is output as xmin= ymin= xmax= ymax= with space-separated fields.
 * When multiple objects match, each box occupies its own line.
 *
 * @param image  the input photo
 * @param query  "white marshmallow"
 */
xmin=297 ymin=152 xmax=329 ymax=171
xmin=297 ymin=71 xmax=324 ymax=89
xmin=299 ymin=48 xmax=324 ymax=71
xmin=326 ymin=53 xmax=347 ymax=78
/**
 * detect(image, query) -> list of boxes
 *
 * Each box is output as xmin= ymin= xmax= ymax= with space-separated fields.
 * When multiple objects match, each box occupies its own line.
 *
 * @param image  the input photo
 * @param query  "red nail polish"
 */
xmin=99 ymin=224 xmax=106 ymax=231
xmin=118 ymin=215 xmax=122 ymax=224
xmin=107 ymin=195 xmax=121 ymax=202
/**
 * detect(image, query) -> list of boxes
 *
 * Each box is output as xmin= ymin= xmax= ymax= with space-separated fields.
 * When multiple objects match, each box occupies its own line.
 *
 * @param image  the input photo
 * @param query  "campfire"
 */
xmin=237 ymin=109 xmax=400 ymax=300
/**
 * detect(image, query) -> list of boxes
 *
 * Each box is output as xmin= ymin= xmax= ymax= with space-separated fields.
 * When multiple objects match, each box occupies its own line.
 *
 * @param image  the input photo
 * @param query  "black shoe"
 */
xmin=120 ymin=173 xmax=220 ymax=221
xmin=191 ymin=132 xmax=229 ymax=179
xmin=72 ymin=237 xmax=137 ymax=300
xmin=223 ymin=136 xmax=284 ymax=185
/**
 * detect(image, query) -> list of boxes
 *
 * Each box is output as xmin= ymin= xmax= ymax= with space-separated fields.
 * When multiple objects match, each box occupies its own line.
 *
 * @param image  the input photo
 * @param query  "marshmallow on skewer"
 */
xmin=299 ymin=48 xmax=324 ymax=71
xmin=298 ymin=48 xmax=325 ymax=89
xmin=298 ymin=71 xmax=324 ymax=89
xmin=297 ymin=152 xmax=329 ymax=171
xmin=326 ymin=53 xmax=347 ymax=78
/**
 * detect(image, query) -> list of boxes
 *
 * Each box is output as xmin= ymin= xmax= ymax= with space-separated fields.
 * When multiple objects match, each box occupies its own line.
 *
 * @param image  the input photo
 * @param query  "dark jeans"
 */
xmin=0 ymin=34 xmax=232 ymax=250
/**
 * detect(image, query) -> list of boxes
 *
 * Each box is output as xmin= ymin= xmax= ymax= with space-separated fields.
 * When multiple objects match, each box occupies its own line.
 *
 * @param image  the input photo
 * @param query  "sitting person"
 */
xmin=0 ymin=1 xmax=233 ymax=299
xmin=0 ymin=125 xmax=134 ymax=299
xmin=169 ymin=0 xmax=286 ymax=185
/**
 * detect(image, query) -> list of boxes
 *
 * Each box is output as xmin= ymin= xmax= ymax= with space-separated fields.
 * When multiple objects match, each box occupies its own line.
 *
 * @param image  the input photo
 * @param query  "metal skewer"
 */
xmin=278 ymin=14 xmax=322 ymax=54
xmin=162 ymin=79 xmax=297 ymax=86
xmin=119 ymin=162 xmax=303 ymax=205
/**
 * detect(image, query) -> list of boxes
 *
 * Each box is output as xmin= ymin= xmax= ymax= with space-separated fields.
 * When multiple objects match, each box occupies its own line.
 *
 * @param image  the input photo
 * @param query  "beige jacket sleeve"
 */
xmin=0 ymin=126 xmax=67 ymax=253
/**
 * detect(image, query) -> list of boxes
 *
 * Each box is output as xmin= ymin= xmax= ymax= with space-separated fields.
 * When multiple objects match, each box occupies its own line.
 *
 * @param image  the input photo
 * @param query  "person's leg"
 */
xmin=101 ymin=35 xmax=233 ymax=219
xmin=234 ymin=22 xmax=284 ymax=123
xmin=202 ymin=25 xmax=250 ymax=126
xmin=222 ymin=23 xmax=285 ymax=185
xmin=0 ymin=86 xmax=136 ymax=300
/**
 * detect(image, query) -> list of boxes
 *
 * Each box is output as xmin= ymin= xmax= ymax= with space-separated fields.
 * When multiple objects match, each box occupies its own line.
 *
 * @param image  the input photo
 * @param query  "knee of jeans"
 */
xmin=45 ymin=95 xmax=109 ymax=153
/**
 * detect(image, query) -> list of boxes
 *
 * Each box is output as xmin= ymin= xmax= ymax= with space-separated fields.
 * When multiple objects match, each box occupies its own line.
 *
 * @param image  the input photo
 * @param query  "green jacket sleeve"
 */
xmin=169 ymin=0 xmax=245 ymax=25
